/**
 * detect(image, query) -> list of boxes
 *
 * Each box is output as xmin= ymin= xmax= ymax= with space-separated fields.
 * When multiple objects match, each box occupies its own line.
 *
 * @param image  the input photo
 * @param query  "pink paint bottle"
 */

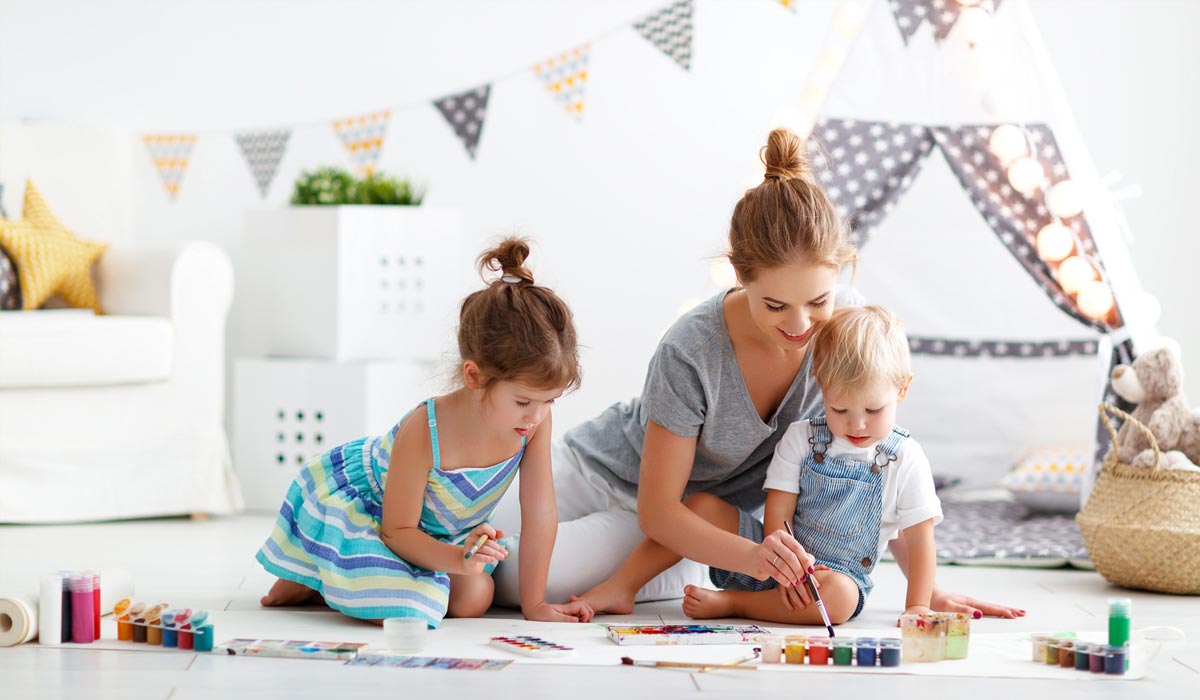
xmin=69 ymin=575 xmax=96 ymax=644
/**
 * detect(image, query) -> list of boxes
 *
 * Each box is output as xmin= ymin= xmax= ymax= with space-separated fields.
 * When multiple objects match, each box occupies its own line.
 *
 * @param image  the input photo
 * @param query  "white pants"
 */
xmin=490 ymin=439 xmax=709 ymax=608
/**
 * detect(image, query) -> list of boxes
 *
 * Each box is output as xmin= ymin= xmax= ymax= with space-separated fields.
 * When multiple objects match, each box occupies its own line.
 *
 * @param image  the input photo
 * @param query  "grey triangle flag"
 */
xmin=434 ymin=84 xmax=491 ymax=160
xmin=234 ymin=129 xmax=291 ymax=198
xmin=889 ymin=0 xmax=1005 ymax=45
xmin=633 ymin=0 xmax=694 ymax=71
xmin=0 ymin=181 xmax=7 ymax=219
xmin=807 ymin=119 xmax=935 ymax=249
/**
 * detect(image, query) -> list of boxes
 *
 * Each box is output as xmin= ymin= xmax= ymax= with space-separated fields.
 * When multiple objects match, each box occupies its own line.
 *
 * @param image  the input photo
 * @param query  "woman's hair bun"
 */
xmin=761 ymin=127 xmax=810 ymax=181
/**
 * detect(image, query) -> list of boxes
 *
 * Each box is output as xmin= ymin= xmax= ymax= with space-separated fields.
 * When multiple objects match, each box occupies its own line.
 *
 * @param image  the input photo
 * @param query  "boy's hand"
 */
xmin=904 ymin=605 xmax=932 ymax=617
xmin=525 ymin=600 xmax=594 ymax=623
xmin=460 ymin=523 xmax=507 ymax=574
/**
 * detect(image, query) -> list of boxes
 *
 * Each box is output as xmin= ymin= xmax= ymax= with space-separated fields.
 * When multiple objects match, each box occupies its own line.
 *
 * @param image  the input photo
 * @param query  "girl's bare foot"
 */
xmin=569 ymin=580 xmax=636 ymax=615
xmin=260 ymin=578 xmax=323 ymax=607
xmin=681 ymin=585 xmax=735 ymax=620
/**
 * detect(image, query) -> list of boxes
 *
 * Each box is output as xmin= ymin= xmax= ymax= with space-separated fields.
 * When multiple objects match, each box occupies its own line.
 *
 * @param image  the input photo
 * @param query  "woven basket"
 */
xmin=1076 ymin=403 xmax=1200 ymax=594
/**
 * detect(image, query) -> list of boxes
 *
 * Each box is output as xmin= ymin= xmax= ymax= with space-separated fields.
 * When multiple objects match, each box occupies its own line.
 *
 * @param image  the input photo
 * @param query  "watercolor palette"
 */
xmin=346 ymin=654 xmax=512 ymax=670
xmin=606 ymin=624 xmax=770 ymax=646
xmin=489 ymin=635 xmax=575 ymax=658
xmin=213 ymin=639 xmax=368 ymax=660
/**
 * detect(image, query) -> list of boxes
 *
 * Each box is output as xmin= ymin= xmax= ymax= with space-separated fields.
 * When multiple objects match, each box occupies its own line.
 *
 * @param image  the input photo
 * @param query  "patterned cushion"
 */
xmin=0 ymin=244 xmax=20 ymax=310
xmin=932 ymin=498 xmax=1091 ymax=568
xmin=1001 ymin=441 xmax=1089 ymax=514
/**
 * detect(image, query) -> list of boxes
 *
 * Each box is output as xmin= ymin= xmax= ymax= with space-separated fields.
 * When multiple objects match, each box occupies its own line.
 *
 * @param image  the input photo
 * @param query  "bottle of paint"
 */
xmin=69 ymin=575 xmax=95 ymax=644
xmin=759 ymin=635 xmax=782 ymax=664
xmin=1073 ymin=642 xmax=1092 ymax=671
xmin=855 ymin=637 xmax=878 ymax=666
xmin=806 ymin=637 xmax=831 ymax=665
xmin=176 ymin=609 xmax=194 ymax=650
xmin=943 ymin=612 xmax=971 ymax=660
xmin=879 ymin=638 xmax=902 ymax=667
xmin=1103 ymin=644 xmax=1128 ymax=675
xmin=161 ymin=611 xmax=178 ymax=648
xmin=784 ymin=635 xmax=806 ymax=664
xmin=831 ymin=638 xmax=854 ymax=666
xmin=1107 ymin=598 xmax=1131 ymax=647
xmin=112 ymin=599 xmax=133 ymax=641
xmin=88 ymin=571 xmax=101 ymax=640
xmin=193 ymin=625 xmax=214 ymax=653
xmin=58 ymin=572 xmax=74 ymax=645
xmin=38 ymin=574 xmax=64 ymax=646
xmin=1058 ymin=640 xmax=1076 ymax=668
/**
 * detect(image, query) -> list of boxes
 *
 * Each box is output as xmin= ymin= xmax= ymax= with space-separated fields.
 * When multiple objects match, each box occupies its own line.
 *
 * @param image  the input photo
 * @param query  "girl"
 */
xmin=493 ymin=127 xmax=1022 ymax=621
xmin=258 ymin=237 xmax=594 ymax=627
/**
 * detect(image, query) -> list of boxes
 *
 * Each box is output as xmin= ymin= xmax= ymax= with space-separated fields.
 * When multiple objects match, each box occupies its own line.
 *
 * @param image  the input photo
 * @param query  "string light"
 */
xmin=1046 ymin=179 xmax=1084 ymax=218
xmin=1036 ymin=223 xmax=1075 ymax=262
xmin=989 ymin=125 xmax=1028 ymax=166
xmin=1077 ymin=280 xmax=1115 ymax=320
xmin=1057 ymin=256 xmax=1097 ymax=295
xmin=1007 ymin=156 xmax=1045 ymax=195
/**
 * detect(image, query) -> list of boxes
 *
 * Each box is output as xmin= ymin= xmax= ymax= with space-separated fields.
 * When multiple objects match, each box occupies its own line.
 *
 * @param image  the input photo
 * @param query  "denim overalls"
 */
xmin=710 ymin=416 xmax=910 ymax=619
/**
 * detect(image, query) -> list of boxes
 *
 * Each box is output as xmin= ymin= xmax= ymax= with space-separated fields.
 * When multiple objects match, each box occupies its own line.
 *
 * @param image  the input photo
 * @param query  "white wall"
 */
xmin=2 ymin=0 xmax=1197 ymax=432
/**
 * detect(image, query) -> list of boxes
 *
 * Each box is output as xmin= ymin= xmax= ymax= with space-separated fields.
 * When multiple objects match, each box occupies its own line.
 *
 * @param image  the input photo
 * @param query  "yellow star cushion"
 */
xmin=0 ymin=180 xmax=108 ymax=311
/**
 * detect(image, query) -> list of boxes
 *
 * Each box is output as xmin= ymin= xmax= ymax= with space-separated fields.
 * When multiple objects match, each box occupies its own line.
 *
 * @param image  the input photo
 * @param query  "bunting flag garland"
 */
xmin=533 ymin=44 xmax=591 ymax=120
xmin=433 ymin=84 xmax=492 ymax=160
xmin=888 ymin=0 xmax=1005 ymax=44
xmin=143 ymin=134 xmax=197 ymax=200
xmin=633 ymin=0 xmax=695 ymax=71
xmin=332 ymin=111 xmax=390 ymax=174
xmin=235 ymin=129 xmax=292 ymax=198
xmin=807 ymin=119 xmax=935 ymax=248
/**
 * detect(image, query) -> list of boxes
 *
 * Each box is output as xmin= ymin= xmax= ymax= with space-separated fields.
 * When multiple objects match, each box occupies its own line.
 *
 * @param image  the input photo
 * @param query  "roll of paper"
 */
xmin=38 ymin=574 xmax=63 ymax=646
xmin=0 ymin=594 xmax=38 ymax=647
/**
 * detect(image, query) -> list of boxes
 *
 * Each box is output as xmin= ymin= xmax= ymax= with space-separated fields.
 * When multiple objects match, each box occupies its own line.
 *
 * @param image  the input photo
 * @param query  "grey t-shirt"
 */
xmin=564 ymin=287 xmax=861 ymax=513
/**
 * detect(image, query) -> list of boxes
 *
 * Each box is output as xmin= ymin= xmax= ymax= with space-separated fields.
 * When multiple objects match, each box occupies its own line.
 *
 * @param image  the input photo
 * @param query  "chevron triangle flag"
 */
xmin=633 ymin=0 xmax=695 ymax=71
xmin=433 ymin=84 xmax=491 ymax=160
xmin=142 ymin=133 xmax=197 ymax=201
xmin=234 ymin=129 xmax=291 ymax=198
xmin=332 ymin=111 xmax=390 ymax=174
xmin=533 ymin=44 xmax=590 ymax=121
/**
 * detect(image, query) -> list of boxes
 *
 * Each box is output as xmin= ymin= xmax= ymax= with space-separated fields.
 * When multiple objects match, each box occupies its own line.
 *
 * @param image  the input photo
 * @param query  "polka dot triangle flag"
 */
xmin=533 ymin=44 xmax=590 ymax=121
xmin=332 ymin=111 xmax=390 ymax=175
xmin=807 ymin=119 xmax=936 ymax=249
xmin=633 ymin=0 xmax=695 ymax=71
xmin=234 ymin=129 xmax=291 ymax=198
xmin=888 ymin=0 xmax=1006 ymax=44
xmin=433 ymin=84 xmax=491 ymax=161
xmin=143 ymin=134 xmax=197 ymax=200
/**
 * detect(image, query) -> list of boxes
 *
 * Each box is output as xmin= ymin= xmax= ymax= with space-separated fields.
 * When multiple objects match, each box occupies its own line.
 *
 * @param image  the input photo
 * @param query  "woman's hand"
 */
xmin=460 ymin=523 xmax=507 ymax=575
xmin=525 ymin=600 xmax=594 ymax=623
xmin=930 ymin=589 xmax=1025 ymax=619
xmin=750 ymin=528 xmax=813 ymax=588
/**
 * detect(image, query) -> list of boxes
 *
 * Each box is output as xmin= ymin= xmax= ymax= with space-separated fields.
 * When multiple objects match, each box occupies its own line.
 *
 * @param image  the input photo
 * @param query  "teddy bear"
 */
xmin=1108 ymin=340 xmax=1200 ymax=468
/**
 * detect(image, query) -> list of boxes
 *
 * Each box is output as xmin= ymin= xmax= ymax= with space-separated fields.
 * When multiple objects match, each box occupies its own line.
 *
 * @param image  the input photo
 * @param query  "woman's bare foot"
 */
xmin=682 ymin=585 xmax=736 ymax=620
xmin=260 ymin=578 xmax=324 ymax=607
xmin=569 ymin=580 xmax=636 ymax=615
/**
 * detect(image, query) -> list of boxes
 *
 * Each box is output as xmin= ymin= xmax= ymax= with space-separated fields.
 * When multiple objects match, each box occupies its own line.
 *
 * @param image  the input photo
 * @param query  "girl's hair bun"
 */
xmin=478 ymin=236 xmax=535 ymax=285
xmin=761 ymin=127 xmax=810 ymax=182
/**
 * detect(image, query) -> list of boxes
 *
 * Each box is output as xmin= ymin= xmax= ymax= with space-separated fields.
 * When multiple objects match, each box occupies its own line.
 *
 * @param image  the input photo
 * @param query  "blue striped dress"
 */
xmin=256 ymin=399 xmax=523 ymax=627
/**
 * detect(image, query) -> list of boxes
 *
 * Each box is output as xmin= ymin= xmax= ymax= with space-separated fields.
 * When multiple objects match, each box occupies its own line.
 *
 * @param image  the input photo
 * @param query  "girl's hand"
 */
xmin=930 ymin=589 xmax=1025 ymax=620
xmin=460 ymin=523 xmax=507 ymax=575
xmin=525 ymin=600 xmax=594 ymax=623
xmin=751 ymin=529 xmax=813 ymax=588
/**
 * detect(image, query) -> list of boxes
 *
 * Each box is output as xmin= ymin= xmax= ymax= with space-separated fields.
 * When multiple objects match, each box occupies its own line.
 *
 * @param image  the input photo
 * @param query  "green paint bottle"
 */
xmin=1108 ymin=597 xmax=1131 ymax=669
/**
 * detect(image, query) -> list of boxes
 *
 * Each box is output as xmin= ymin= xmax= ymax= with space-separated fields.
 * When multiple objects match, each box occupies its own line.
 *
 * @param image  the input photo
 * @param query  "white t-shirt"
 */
xmin=763 ymin=419 xmax=943 ymax=555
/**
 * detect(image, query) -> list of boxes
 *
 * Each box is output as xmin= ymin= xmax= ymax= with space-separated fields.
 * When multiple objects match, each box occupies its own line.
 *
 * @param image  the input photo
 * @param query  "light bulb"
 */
xmin=1058 ymin=256 xmax=1097 ymax=295
xmin=1036 ymin=223 xmax=1075 ymax=262
xmin=989 ymin=125 xmax=1028 ymax=165
xmin=709 ymin=258 xmax=738 ymax=288
xmin=1007 ymin=156 xmax=1045 ymax=196
xmin=958 ymin=7 xmax=993 ymax=45
xmin=1046 ymin=180 xmax=1084 ymax=218
xmin=1077 ymin=280 xmax=1115 ymax=320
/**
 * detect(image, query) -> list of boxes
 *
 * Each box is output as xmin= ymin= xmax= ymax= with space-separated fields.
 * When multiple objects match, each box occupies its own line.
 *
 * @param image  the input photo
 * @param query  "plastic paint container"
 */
xmin=879 ymin=638 xmax=901 ymax=667
xmin=1073 ymin=642 xmax=1091 ymax=671
xmin=899 ymin=614 xmax=945 ymax=662
xmin=943 ymin=613 xmax=971 ymax=660
xmin=194 ymin=625 xmax=214 ymax=653
xmin=855 ymin=637 xmax=878 ymax=667
xmin=1089 ymin=645 xmax=1106 ymax=673
xmin=178 ymin=625 xmax=194 ymax=650
xmin=760 ymin=634 xmax=782 ymax=663
xmin=68 ymin=575 xmax=95 ymax=644
xmin=806 ymin=636 xmax=831 ymax=665
xmin=161 ymin=612 xmax=178 ymax=648
xmin=132 ymin=618 xmax=148 ymax=643
xmin=784 ymin=635 xmax=807 ymax=664
xmin=1108 ymin=598 xmax=1131 ymax=648
xmin=146 ymin=618 xmax=163 ymax=646
xmin=1030 ymin=634 xmax=1050 ymax=662
xmin=1058 ymin=640 xmax=1076 ymax=668
xmin=1104 ymin=645 xmax=1128 ymax=675
xmin=832 ymin=638 xmax=854 ymax=666
xmin=383 ymin=617 xmax=426 ymax=653
xmin=1045 ymin=639 xmax=1061 ymax=665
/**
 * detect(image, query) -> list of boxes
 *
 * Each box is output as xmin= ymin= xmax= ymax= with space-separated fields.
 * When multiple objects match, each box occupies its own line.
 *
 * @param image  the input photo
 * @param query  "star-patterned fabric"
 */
xmin=0 ymin=181 xmax=107 ymax=311
xmin=888 ymin=0 xmax=1006 ymax=45
xmin=235 ymin=129 xmax=291 ymax=198
xmin=908 ymin=337 xmax=1099 ymax=359
xmin=433 ymin=84 xmax=491 ymax=160
xmin=633 ymin=0 xmax=695 ymax=71
xmin=808 ymin=119 xmax=935 ymax=248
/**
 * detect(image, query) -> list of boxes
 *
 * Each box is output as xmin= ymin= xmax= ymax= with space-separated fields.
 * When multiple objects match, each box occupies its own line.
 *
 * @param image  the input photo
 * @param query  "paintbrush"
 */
xmin=620 ymin=656 xmax=758 ymax=672
xmin=697 ymin=650 xmax=760 ymax=673
xmin=784 ymin=521 xmax=835 ymax=638
xmin=465 ymin=533 xmax=489 ymax=559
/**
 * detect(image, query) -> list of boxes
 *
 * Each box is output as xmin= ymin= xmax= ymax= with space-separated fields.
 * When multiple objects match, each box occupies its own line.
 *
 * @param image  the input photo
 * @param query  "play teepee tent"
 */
xmin=779 ymin=0 xmax=1156 ymax=499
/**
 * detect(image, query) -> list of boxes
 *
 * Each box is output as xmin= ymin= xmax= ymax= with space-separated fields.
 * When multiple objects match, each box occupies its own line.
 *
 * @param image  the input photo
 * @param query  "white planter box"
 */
xmin=233 ymin=356 xmax=440 ymax=512
xmin=243 ymin=206 xmax=462 ymax=361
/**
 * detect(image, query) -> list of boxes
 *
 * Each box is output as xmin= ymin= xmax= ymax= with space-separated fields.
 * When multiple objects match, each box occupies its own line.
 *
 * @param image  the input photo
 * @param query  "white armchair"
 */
xmin=0 ymin=240 xmax=243 ymax=522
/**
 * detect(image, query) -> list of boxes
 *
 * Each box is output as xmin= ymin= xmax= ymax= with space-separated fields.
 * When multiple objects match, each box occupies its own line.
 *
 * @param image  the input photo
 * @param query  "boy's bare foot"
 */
xmin=569 ymin=580 xmax=637 ymax=615
xmin=682 ymin=585 xmax=735 ymax=620
xmin=260 ymin=578 xmax=323 ymax=607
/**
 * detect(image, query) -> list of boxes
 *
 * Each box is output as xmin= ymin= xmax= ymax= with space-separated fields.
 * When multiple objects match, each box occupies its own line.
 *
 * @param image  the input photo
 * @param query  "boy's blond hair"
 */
xmin=810 ymin=306 xmax=911 ymax=396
